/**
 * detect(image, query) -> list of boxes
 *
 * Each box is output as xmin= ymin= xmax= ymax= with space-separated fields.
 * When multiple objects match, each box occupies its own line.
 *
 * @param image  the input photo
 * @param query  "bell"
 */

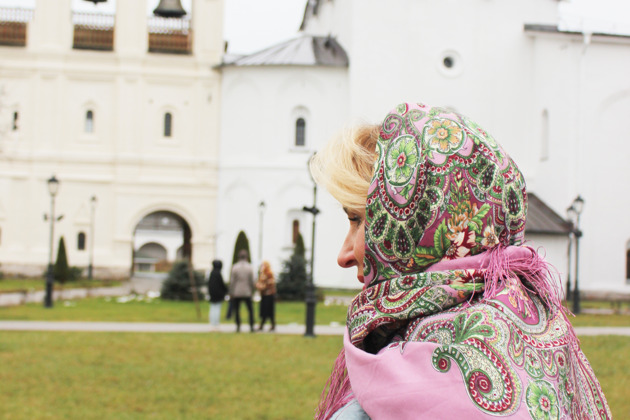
xmin=153 ymin=0 xmax=187 ymax=18
xmin=84 ymin=0 xmax=107 ymax=4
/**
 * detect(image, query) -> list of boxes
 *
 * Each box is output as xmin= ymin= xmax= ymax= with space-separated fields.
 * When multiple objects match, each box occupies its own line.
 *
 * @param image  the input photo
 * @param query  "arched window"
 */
xmin=164 ymin=112 xmax=173 ymax=137
xmin=77 ymin=232 xmax=86 ymax=251
xmin=295 ymin=118 xmax=305 ymax=147
xmin=85 ymin=110 xmax=94 ymax=133
xmin=626 ymin=248 xmax=630 ymax=281
xmin=292 ymin=220 xmax=300 ymax=244
xmin=12 ymin=111 xmax=19 ymax=131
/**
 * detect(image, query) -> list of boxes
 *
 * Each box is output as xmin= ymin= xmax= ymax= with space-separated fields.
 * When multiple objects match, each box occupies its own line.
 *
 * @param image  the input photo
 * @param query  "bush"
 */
xmin=53 ymin=237 xmax=70 ymax=284
xmin=160 ymin=260 xmax=204 ymax=301
xmin=276 ymin=233 xmax=308 ymax=301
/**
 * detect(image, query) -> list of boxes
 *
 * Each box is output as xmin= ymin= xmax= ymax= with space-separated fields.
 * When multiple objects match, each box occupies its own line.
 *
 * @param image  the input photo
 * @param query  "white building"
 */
xmin=0 ymin=0 xmax=223 ymax=278
xmin=218 ymin=0 xmax=630 ymax=293
xmin=216 ymin=36 xmax=355 ymax=288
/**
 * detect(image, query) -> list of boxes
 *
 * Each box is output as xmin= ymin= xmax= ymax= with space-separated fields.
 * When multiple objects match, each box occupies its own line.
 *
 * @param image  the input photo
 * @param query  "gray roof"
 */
xmin=525 ymin=193 xmax=572 ymax=236
xmin=219 ymin=35 xmax=349 ymax=68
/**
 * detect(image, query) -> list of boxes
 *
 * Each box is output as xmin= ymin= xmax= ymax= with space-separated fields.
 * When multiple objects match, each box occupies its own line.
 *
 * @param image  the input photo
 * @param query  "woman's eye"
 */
xmin=348 ymin=215 xmax=362 ymax=224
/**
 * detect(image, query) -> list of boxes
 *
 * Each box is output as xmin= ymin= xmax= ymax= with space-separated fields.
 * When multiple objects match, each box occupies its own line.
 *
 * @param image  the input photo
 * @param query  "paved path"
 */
xmin=0 ymin=320 xmax=628 ymax=337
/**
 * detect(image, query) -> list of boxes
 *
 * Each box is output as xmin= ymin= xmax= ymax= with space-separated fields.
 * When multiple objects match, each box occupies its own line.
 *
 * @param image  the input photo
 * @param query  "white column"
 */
xmin=115 ymin=0 xmax=148 ymax=57
xmin=27 ymin=0 xmax=73 ymax=53
xmin=191 ymin=0 xmax=224 ymax=64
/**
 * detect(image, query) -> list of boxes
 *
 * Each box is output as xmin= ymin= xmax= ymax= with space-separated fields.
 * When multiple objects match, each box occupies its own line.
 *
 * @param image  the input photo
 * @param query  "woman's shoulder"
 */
xmin=329 ymin=399 xmax=370 ymax=420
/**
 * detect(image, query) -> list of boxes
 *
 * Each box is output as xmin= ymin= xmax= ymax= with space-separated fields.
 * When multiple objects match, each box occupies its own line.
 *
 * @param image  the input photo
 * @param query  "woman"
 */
xmin=256 ymin=261 xmax=277 ymax=332
xmin=207 ymin=259 xmax=227 ymax=328
xmin=311 ymin=102 xmax=611 ymax=419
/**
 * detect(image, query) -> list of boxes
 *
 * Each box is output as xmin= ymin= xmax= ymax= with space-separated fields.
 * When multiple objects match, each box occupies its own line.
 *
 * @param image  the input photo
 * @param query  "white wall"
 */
xmin=296 ymin=0 xmax=630 ymax=292
xmin=0 ymin=0 xmax=224 ymax=278
xmin=218 ymin=65 xmax=357 ymax=288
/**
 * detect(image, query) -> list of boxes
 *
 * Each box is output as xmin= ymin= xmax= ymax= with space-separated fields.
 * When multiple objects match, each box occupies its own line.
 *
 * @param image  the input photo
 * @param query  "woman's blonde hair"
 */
xmin=310 ymin=124 xmax=380 ymax=215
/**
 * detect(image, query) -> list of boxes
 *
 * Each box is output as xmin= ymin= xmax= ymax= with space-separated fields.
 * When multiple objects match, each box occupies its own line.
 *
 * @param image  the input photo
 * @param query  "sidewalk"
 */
xmin=0 ymin=320 xmax=629 ymax=336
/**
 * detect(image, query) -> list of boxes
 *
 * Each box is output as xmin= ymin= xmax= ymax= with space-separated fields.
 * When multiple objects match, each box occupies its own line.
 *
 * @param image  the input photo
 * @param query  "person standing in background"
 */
xmin=207 ymin=259 xmax=227 ymax=329
xmin=256 ymin=261 xmax=276 ymax=332
xmin=229 ymin=250 xmax=255 ymax=333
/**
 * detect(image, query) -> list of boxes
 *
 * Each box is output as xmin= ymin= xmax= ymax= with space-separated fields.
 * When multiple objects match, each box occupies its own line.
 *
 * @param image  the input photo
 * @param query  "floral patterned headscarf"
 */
xmin=364 ymin=102 xmax=527 ymax=286
xmin=317 ymin=103 xmax=612 ymax=420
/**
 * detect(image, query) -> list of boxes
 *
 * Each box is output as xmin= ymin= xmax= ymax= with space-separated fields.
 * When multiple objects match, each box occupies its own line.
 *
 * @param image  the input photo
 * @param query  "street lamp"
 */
xmin=567 ymin=195 xmax=584 ymax=314
xmin=565 ymin=205 xmax=574 ymax=302
xmin=302 ymin=153 xmax=320 ymax=338
xmin=258 ymin=200 xmax=266 ymax=264
xmin=44 ymin=175 xmax=60 ymax=308
xmin=88 ymin=195 xmax=97 ymax=280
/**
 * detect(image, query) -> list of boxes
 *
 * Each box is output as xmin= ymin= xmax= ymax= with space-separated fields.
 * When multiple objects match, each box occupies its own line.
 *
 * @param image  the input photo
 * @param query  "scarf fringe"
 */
xmin=315 ymin=348 xmax=353 ymax=420
xmin=483 ymin=245 xmax=564 ymax=315
xmin=483 ymin=245 xmax=580 ymax=360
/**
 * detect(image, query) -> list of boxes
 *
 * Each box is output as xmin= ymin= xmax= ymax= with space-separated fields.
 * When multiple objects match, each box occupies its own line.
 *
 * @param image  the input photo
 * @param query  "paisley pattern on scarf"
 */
xmin=364 ymin=102 xmax=526 ymax=286
xmin=342 ymin=103 xmax=611 ymax=419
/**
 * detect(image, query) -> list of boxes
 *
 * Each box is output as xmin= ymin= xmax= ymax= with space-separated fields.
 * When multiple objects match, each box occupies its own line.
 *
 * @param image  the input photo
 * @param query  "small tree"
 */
xmin=53 ymin=237 xmax=69 ymax=284
xmin=276 ymin=233 xmax=308 ymax=301
xmin=295 ymin=233 xmax=305 ymax=259
xmin=231 ymin=231 xmax=251 ymax=264
xmin=161 ymin=260 xmax=204 ymax=301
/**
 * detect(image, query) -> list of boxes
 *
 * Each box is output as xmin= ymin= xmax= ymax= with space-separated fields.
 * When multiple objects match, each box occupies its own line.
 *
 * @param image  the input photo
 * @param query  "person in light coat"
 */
xmin=229 ymin=249 xmax=255 ymax=332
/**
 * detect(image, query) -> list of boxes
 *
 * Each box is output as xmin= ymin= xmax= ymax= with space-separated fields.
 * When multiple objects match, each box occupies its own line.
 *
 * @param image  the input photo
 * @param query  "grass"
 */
xmin=0 ymin=332 xmax=626 ymax=419
xmin=0 ymin=278 xmax=122 ymax=293
xmin=0 ymin=297 xmax=350 ymax=326
xmin=2 ymin=295 xmax=629 ymax=328
xmin=580 ymin=336 xmax=630 ymax=418
xmin=0 ymin=331 xmax=342 ymax=419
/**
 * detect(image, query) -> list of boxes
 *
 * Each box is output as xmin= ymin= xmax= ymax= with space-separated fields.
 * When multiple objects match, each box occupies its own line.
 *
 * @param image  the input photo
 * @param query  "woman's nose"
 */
xmin=337 ymin=234 xmax=357 ymax=268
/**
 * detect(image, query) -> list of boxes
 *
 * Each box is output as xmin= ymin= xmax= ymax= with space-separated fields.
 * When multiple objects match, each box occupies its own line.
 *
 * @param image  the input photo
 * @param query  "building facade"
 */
xmin=0 ymin=0 xmax=223 ymax=278
xmin=218 ymin=0 xmax=630 ymax=293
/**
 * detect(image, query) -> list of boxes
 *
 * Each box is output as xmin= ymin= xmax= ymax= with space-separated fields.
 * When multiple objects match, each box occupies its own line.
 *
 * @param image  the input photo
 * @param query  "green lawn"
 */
xmin=0 ymin=332 xmax=626 ymax=419
xmin=0 ymin=331 xmax=342 ymax=419
xmin=2 ymin=295 xmax=629 ymax=328
xmin=0 ymin=297 xmax=350 ymax=326
xmin=580 ymin=336 xmax=630 ymax=418
xmin=0 ymin=278 xmax=122 ymax=293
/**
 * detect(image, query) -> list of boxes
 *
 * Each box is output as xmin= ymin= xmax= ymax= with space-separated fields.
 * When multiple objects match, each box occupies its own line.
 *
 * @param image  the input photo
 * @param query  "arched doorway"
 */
xmin=132 ymin=210 xmax=192 ymax=275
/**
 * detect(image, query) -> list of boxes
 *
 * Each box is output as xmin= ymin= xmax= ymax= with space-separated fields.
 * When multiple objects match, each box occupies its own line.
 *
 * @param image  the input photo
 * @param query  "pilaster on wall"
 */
xmin=192 ymin=0 xmax=223 ymax=64
xmin=115 ymin=0 xmax=148 ymax=58
xmin=27 ymin=0 xmax=73 ymax=53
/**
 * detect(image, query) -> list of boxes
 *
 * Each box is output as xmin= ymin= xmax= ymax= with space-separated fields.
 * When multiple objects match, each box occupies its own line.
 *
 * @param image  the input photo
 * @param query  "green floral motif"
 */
xmin=424 ymin=118 xmax=464 ymax=154
xmin=524 ymin=348 xmax=544 ymax=378
xmin=526 ymin=380 xmax=560 ymax=420
xmin=385 ymin=135 xmax=419 ymax=186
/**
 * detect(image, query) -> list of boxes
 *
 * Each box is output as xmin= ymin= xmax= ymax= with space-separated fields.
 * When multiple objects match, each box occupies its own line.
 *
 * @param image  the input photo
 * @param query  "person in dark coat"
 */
xmin=207 ymin=259 xmax=227 ymax=328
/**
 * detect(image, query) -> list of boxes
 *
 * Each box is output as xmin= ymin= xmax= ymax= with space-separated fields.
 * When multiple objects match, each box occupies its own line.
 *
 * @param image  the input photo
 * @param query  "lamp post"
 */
xmin=564 ymin=212 xmax=573 ymax=302
xmin=44 ymin=175 xmax=60 ymax=308
xmin=88 ymin=195 xmax=97 ymax=280
xmin=258 ymin=200 xmax=266 ymax=264
xmin=302 ymin=153 xmax=320 ymax=337
xmin=567 ymin=195 xmax=584 ymax=314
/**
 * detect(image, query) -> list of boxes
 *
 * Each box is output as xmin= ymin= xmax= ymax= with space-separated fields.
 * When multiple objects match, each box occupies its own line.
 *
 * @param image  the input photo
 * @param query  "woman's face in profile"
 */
xmin=337 ymin=208 xmax=365 ymax=286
